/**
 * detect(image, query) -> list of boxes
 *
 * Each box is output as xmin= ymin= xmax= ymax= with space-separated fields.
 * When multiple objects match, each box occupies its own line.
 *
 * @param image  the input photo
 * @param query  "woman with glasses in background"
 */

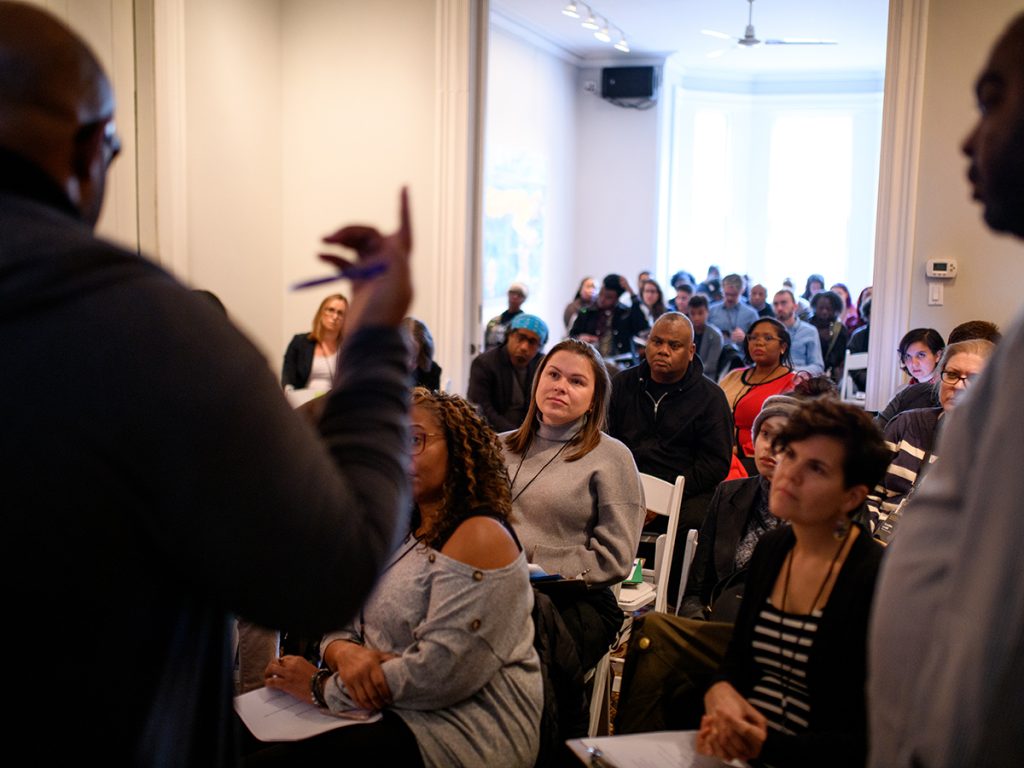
xmin=868 ymin=339 xmax=996 ymax=542
xmin=719 ymin=318 xmax=798 ymax=475
xmin=281 ymin=293 xmax=348 ymax=391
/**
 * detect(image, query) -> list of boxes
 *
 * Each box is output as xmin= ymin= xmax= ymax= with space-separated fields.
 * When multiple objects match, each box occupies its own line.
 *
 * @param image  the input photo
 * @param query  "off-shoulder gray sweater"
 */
xmin=321 ymin=538 xmax=542 ymax=768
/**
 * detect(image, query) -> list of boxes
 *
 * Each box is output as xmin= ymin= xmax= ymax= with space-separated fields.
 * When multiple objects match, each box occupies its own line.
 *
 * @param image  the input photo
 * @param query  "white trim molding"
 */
xmin=867 ymin=0 xmax=929 ymax=410
xmin=152 ymin=0 xmax=189 ymax=279
xmin=432 ymin=0 xmax=485 ymax=395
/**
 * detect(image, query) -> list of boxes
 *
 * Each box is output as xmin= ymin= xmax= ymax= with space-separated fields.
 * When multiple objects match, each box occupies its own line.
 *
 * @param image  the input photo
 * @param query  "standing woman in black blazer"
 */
xmin=282 ymin=293 xmax=347 ymax=390
xmin=697 ymin=399 xmax=889 ymax=768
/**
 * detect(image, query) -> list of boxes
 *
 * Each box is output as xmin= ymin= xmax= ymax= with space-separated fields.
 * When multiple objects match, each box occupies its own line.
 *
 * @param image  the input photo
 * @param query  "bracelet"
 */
xmin=310 ymin=668 xmax=332 ymax=708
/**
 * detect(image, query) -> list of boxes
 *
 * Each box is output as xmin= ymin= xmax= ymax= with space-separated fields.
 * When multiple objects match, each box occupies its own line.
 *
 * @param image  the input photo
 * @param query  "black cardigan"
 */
xmin=679 ymin=475 xmax=768 ymax=618
xmin=714 ymin=525 xmax=883 ymax=768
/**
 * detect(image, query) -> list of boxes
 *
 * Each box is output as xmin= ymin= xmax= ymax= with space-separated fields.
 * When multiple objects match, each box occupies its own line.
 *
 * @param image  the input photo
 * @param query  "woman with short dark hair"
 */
xmin=698 ymin=399 xmax=889 ymax=768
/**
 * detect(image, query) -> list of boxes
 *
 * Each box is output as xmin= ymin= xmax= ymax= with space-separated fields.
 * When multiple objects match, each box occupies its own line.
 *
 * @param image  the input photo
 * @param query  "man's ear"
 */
xmin=71 ymin=121 xmax=104 ymax=181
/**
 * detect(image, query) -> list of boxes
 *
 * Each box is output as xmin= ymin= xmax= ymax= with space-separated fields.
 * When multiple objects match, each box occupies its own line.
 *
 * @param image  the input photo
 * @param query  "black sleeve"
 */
xmin=628 ymin=301 xmax=651 ymax=335
xmin=281 ymin=335 xmax=306 ymax=388
xmin=686 ymin=390 xmax=734 ymax=497
xmin=680 ymin=485 xmax=724 ymax=617
xmin=139 ymin=291 xmax=412 ymax=634
xmin=467 ymin=353 xmax=518 ymax=433
xmin=874 ymin=388 xmax=908 ymax=429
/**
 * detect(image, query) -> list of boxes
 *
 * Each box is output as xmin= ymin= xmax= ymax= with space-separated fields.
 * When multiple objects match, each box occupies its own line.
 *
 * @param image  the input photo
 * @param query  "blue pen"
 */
xmin=291 ymin=262 xmax=388 ymax=290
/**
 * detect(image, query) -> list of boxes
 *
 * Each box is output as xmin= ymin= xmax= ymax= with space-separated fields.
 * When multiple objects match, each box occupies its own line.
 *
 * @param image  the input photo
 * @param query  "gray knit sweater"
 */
xmin=321 ymin=538 xmax=542 ymax=768
xmin=501 ymin=419 xmax=645 ymax=587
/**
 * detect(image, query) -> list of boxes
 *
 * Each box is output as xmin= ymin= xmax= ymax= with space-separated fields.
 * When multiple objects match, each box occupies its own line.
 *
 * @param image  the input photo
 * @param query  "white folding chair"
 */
xmin=619 ymin=473 xmax=686 ymax=614
xmin=594 ymin=474 xmax=686 ymax=734
xmin=841 ymin=350 xmax=869 ymax=405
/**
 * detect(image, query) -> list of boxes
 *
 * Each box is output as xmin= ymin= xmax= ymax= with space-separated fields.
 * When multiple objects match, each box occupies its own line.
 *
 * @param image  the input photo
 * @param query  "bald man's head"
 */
xmin=0 ymin=2 xmax=117 ymax=225
xmin=645 ymin=312 xmax=696 ymax=384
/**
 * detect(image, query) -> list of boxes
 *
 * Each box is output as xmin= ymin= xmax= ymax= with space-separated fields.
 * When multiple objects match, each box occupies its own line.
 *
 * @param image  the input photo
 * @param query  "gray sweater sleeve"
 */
xmin=324 ymin=552 xmax=533 ymax=712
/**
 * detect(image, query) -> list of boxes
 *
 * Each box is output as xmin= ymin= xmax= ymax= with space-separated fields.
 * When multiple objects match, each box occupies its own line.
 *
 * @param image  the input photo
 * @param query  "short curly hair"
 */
xmin=411 ymin=388 xmax=512 ymax=548
xmin=772 ymin=398 xmax=889 ymax=490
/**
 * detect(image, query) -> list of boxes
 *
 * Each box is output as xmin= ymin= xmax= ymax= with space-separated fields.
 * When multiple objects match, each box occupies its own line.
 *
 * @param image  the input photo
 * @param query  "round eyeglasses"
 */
xmin=410 ymin=430 xmax=445 ymax=455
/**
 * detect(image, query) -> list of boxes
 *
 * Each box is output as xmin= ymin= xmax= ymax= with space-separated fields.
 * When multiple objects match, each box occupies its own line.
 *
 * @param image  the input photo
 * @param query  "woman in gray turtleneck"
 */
xmin=502 ymin=338 xmax=645 ymax=669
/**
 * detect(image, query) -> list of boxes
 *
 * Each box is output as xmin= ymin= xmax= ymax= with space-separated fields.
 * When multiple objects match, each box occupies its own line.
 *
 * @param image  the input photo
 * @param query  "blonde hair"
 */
xmin=308 ymin=293 xmax=348 ymax=343
xmin=503 ymin=338 xmax=610 ymax=462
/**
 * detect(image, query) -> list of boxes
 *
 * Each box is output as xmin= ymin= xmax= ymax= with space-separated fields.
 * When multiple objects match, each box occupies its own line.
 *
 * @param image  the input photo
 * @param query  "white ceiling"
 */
xmin=490 ymin=0 xmax=891 ymax=76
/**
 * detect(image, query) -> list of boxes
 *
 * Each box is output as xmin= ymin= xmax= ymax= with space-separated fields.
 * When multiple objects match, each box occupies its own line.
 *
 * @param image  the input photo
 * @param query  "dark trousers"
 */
xmin=614 ymin=613 xmax=733 ymax=734
xmin=556 ymin=585 xmax=624 ymax=672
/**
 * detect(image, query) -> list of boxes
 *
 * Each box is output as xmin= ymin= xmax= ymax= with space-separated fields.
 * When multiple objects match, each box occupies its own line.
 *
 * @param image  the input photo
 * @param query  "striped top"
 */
xmin=748 ymin=603 xmax=822 ymax=736
xmin=866 ymin=407 xmax=942 ymax=535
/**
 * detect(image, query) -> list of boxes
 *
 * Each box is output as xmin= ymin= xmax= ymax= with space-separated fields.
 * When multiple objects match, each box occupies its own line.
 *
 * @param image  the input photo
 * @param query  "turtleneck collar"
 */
xmin=536 ymin=416 xmax=585 ymax=442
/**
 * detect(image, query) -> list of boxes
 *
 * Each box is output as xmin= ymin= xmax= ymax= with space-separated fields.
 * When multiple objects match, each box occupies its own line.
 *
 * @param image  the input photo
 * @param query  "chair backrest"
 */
xmin=674 ymin=529 xmax=700 ymax=615
xmin=638 ymin=473 xmax=685 ymax=613
xmin=840 ymin=350 xmax=869 ymax=403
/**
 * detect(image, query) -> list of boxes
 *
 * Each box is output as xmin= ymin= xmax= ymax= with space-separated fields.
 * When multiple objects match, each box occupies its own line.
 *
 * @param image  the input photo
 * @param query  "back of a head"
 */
xmin=947 ymin=320 xmax=1002 ymax=345
xmin=0 ymin=3 xmax=115 ymax=224
xmin=0 ymin=4 xmax=111 ymax=144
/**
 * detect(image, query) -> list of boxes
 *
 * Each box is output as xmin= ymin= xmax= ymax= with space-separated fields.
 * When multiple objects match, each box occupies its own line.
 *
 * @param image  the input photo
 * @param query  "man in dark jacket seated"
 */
xmin=608 ymin=312 xmax=734 ymax=605
xmin=467 ymin=313 xmax=547 ymax=432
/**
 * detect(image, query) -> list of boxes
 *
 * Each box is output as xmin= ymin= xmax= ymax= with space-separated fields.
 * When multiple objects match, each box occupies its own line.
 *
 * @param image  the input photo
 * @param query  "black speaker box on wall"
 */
xmin=601 ymin=66 xmax=657 ymax=99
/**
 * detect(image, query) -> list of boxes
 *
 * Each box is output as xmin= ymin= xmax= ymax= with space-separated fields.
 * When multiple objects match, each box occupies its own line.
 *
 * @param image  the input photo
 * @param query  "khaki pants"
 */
xmin=614 ymin=613 xmax=733 ymax=734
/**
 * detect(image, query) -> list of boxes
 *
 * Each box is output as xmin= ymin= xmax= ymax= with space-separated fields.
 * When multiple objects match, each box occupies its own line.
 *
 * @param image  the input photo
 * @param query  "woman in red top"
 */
xmin=719 ymin=318 xmax=798 ymax=475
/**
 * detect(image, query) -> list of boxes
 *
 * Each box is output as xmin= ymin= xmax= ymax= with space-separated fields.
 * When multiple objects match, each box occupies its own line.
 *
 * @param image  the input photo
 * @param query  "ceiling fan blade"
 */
xmin=764 ymin=38 xmax=839 ymax=46
xmin=701 ymin=29 xmax=735 ymax=41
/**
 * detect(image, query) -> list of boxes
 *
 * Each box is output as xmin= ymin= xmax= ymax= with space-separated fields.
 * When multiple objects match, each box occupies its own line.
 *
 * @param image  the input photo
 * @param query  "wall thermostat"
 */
xmin=926 ymin=258 xmax=958 ymax=279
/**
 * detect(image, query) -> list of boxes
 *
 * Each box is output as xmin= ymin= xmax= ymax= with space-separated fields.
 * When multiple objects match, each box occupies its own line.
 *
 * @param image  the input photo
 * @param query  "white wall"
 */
xmin=906 ymin=0 xmax=1024 ymax=336
xmin=182 ymin=0 xmax=284 ymax=357
xmin=280 ymin=0 xmax=438 ymax=363
xmin=482 ymin=24 xmax=578 ymax=345
xmin=573 ymin=65 xmax=664 ymax=293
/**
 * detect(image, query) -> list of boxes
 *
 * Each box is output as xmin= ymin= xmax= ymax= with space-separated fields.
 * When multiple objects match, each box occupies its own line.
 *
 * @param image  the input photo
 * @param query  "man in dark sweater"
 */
xmin=468 ymin=313 xmax=547 ymax=432
xmin=608 ymin=313 xmax=734 ymax=603
xmin=0 ymin=5 xmax=411 ymax=764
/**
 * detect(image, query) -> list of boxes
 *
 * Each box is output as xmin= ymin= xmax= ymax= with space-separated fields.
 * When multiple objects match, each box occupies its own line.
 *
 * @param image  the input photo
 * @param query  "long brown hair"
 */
xmin=308 ymin=293 xmax=348 ymax=343
xmin=412 ymin=388 xmax=512 ymax=548
xmin=503 ymin=338 xmax=611 ymax=462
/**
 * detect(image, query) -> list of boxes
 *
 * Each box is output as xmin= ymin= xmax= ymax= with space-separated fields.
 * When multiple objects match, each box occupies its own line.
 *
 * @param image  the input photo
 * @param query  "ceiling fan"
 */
xmin=702 ymin=0 xmax=838 ymax=55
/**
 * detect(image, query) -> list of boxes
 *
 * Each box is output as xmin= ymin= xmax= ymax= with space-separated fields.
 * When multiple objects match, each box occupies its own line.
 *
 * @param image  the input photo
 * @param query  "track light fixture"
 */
xmin=558 ymin=2 xmax=630 ymax=54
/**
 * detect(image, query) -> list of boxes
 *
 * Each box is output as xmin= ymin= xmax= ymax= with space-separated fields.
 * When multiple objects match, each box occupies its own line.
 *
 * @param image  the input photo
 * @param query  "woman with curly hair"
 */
xmin=254 ymin=389 xmax=542 ymax=768
xmin=503 ymin=338 xmax=644 ymax=670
